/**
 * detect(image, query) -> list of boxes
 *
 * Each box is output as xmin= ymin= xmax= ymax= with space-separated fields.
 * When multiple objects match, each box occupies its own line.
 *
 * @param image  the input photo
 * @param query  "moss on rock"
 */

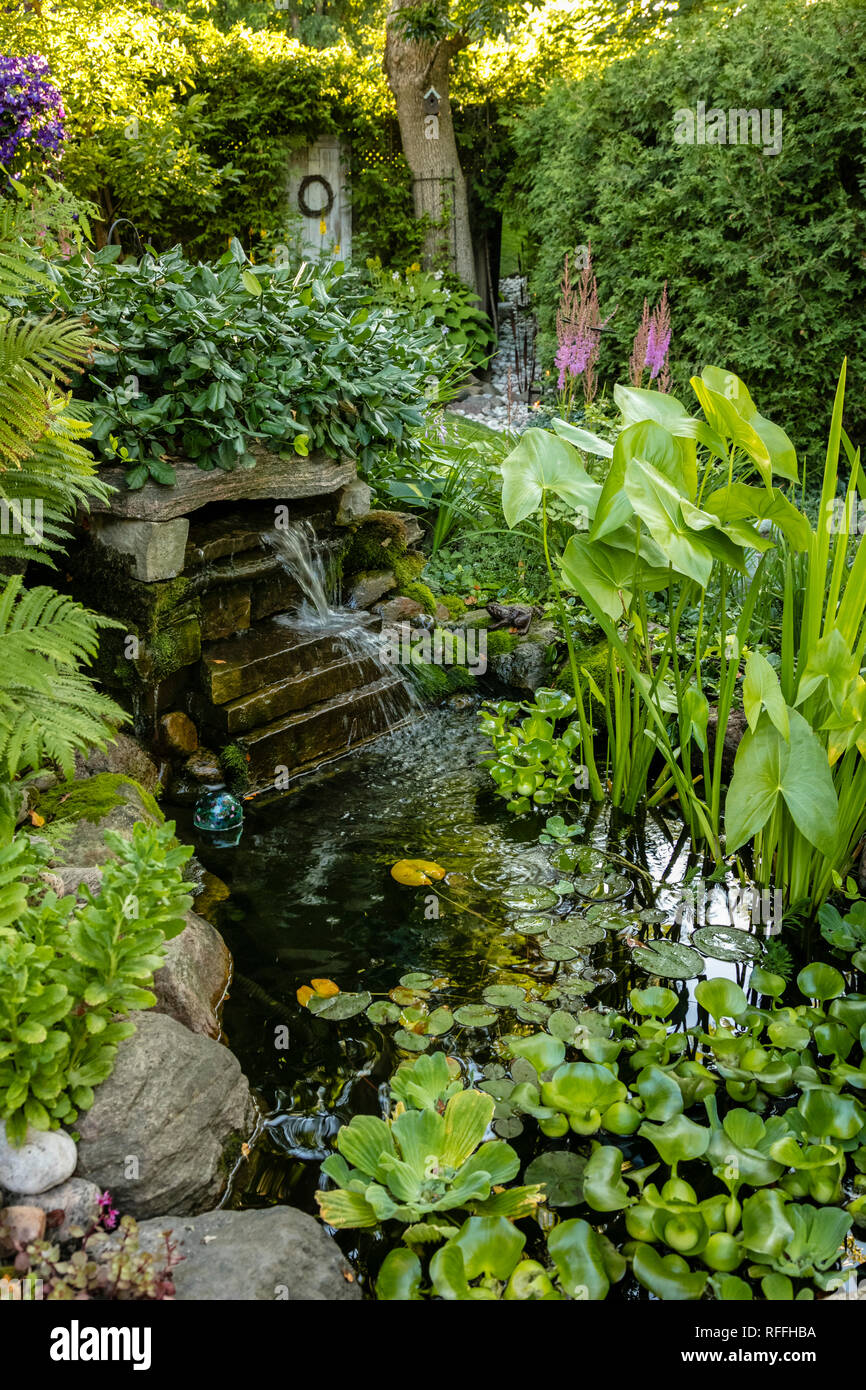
xmin=398 ymin=580 xmax=437 ymax=615
xmin=437 ymin=593 xmax=466 ymax=618
xmin=220 ymin=742 xmax=251 ymax=794
xmin=484 ymin=630 xmax=520 ymax=657
xmin=35 ymin=772 xmax=164 ymax=832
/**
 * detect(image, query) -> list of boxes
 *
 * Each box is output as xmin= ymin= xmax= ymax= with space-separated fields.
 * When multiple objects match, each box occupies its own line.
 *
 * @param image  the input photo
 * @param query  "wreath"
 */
xmin=297 ymin=174 xmax=335 ymax=219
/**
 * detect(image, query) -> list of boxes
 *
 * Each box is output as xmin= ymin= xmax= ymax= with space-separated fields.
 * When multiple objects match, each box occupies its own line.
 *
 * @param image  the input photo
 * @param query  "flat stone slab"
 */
xmin=90 ymin=448 xmax=357 ymax=521
xmin=92 ymin=516 xmax=189 ymax=582
xmin=131 ymin=1206 xmax=362 ymax=1301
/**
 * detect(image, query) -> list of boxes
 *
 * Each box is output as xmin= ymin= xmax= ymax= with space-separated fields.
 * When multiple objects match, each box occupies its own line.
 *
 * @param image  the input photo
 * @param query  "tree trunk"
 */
xmin=383 ymin=0 xmax=477 ymax=292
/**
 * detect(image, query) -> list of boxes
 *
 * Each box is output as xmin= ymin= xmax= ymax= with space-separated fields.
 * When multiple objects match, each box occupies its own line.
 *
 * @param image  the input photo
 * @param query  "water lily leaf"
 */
xmin=453 ymin=1005 xmax=499 ymax=1028
xmin=548 ymin=1218 xmax=616 ymax=1300
xmin=509 ymin=913 xmax=555 ymax=936
xmin=389 ymin=986 xmax=429 ymax=1006
xmin=516 ymin=1000 xmax=552 ymax=1024
xmin=391 ymin=858 xmax=446 ymax=886
xmin=502 ymin=885 xmax=560 ymax=913
xmin=367 ymin=1001 xmax=401 ymax=1024
xmin=541 ymin=942 xmax=580 ymax=962
xmin=492 ymin=1116 xmax=524 ymax=1139
xmin=426 ymin=1007 xmax=454 ymax=1036
xmin=393 ymin=1028 xmax=430 ymax=1051
xmin=695 ymin=977 xmax=748 ymax=1022
xmin=307 ymin=990 xmax=372 ymax=1020
xmin=631 ymin=940 xmax=704 ymax=979
xmin=482 ymin=985 xmax=527 ymax=1008
xmin=554 ymin=979 xmax=597 ymax=1001
xmin=632 ymin=1244 xmax=708 ymax=1300
xmin=524 ymin=1151 xmax=587 ymax=1207
xmin=548 ymin=1009 xmax=579 ymax=1041
xmin=547 ymin=921 xmax=607 ymax=949
xmin=574 ymin=872 xmax=631 ymax=901
xmin=691 ymin=926 xmax=764 ymax=963
xmin=510 ymin=1058 xmax=539 ymax=1086
xmin=376 ymin=1247 xmax=423 ymax=1300
xmin=399 ymin=971 xmax=440 ymax=989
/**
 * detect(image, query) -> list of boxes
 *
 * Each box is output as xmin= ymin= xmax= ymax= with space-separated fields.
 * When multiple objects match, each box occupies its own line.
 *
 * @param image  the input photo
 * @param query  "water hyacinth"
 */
xmin=0 ymin=54 xmax=66 ymax=166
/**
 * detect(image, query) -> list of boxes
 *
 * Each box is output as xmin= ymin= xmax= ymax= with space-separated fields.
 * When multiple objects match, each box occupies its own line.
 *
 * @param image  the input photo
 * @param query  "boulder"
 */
xmin=0 ymin=1127 xmax=77 ymax=1195
xmin=45 ymin=780 xmax=160 ymax=869
xmin=158 ymin=710 xmax=199 ymax=757
xmin=0 ymin=1206 xmax=46 ymax=1253
xmin=335 ymin=478 xmax=372 ymax=526
xmin=151 ymin=910 xmax=231 ymax=1039
xmin=1 ymin=1179 xmax=102 ymax=1243
xmin=74 ymin=1012 xmax=257 ymax=1220
xmin=377 ymin=595 xmax=423 ymax=624
xmin=73 ymin=734 xmax=161 ymax=795
xmin=131 ymin=1207 xmax=361 ymax=1301
xmin=487 ymin=623 xmax=558 ymax=692
xmin=45 ymin=865 xmax=103 ymax=900
xmin=348 ymin=570 xmax=395 ymax=609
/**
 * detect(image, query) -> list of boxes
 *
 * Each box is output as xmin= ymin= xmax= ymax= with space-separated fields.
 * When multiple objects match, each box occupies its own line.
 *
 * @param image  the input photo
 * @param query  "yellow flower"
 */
xmin=409 ymin=262 xmax=421 ymax=273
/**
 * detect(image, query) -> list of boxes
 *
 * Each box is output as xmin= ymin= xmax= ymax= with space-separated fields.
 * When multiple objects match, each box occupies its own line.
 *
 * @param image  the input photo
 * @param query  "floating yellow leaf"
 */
xmin=297 ymin=985 xmax=314 ymax=1007
xmin=311 ymin=978 xmax=340 ymax=997
xmin=390 ymin=858 xmax=446 ymax=886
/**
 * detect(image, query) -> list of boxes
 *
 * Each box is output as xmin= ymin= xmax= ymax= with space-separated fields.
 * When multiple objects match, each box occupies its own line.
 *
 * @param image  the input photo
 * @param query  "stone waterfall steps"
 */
xmin=199 ymin=614 xmax=413 ymax=789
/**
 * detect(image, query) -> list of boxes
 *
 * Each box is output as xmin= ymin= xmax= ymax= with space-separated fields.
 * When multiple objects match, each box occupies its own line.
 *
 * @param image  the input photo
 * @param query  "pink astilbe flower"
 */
xmin=645 ymin=282 xmax=671 ymax=392
xmin=555 ymin=244 xmax=614 ymax=407
xmin=629 ymin=298 xmax=651 ymax=387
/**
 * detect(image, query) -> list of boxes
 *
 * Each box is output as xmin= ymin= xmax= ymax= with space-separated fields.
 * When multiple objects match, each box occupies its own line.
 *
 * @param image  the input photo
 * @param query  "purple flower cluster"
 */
xmin=555 ymin=332 xmax=594 ymax=389
xmin=97 ymin=1190 xmax=119 ymax=1232
xmin=0 ymin=54 xmax=66 ymax=165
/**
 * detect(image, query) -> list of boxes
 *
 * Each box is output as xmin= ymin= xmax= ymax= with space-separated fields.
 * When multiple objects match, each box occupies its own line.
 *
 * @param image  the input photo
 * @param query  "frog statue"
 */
xmin=485 ymin=601 xmax=540 ymax=635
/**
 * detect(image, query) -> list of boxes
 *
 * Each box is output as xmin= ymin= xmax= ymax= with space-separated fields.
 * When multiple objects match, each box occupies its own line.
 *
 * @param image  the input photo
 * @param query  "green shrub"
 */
xmin=399 ymin=581 xmax=437 ymax=615
xmin=510 ymin=0 xmax=866 ymax=460
xmin=0 ymin=813 xmax=192 ymax=1144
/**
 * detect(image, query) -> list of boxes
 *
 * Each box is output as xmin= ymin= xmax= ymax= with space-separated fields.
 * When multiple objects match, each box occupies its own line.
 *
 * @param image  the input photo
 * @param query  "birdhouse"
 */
xmin=423 ymin=86 xmax=441 ymax=116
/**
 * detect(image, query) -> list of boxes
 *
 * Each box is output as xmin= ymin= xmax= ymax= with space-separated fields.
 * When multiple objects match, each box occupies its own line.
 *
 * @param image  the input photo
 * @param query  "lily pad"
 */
xmin=574 ymin=872 xmax=632 ymax=902
xmin=492 ymin=1115 xmax=524 ymax=1139
xmin=508 ymin=914 xmax=555 ymax=936
xmin=547 ymin=921 xmax=607 ymax=949
xmin=425 ymin=1007 xmax=454 ymax=1036
xmin=391 ymin=858 xmax=446 ymax=885
xmin=631 ymin=939 xmax=704 ymax=980
xmin=482 ymin=985 xmax=527 ymax=1008
xmin=453 ymin=1004 xmax=499 ymax=1028
xmin=389 ymin=985 xmax=429 ymax=1006
xmin=502 ymin=885 xmax=560 ymax=913
xmin=541 ymin=942 xmax=580 ymax=962
xmin=553 ymin=979 xmax=598 ymax=1001
xmin=525 ymin=1151 xmax=587 ymax=1207
xmin=510 ymin=1057 xmax=540 ymax=1086
xmin=516 ymin=1000 xmax=552 ymax=1024
xmin=399 ymin=971 xmax=441 ymax=989
xmin=557 ymin=846 xmax=606 ymax=874
xmin=393 ymin=1027 xmax=431 ymax=1051
xmin=307 ymin=990 xmax=372 ymax=1020
xmin=366 ymin=1000 xmax=401 ymax=1024
xmin=691 ymin=925 xmax=764 ymax=963
xmin=548 ymin=1009 xmax=578 ymax=1041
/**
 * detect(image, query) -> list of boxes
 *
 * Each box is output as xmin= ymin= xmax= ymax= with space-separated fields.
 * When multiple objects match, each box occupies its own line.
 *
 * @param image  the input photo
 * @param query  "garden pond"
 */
xmin=175 ymin=704 xmax=866 ymax=1299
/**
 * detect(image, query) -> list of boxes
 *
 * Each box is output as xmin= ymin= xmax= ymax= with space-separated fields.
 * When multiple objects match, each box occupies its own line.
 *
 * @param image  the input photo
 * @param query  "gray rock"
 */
xmin=75 ymin=1012 xmax=257 ymax=1220
xmin=348 ymin=570 xmax=395 ymax=609
xmin=46 ymin=865 xmax=104 ymax=899
xmin=377 ymin=595 xmax=423 ymax=624
xmin=152 ymin=910 xmax=231 ymax=1039
xmin=93 ymin=515 xmax=190 ymax=583
xmin=488 ymin=623 xmax=558 ymax=693
xmin=2 ymin=1178 xmax=102 ymax=1242
xmin=0 ymin=1127 xmax=77 ymax=1195
xmin=335 ymin=477 xmax=372 ymax=526
xmin=452 ymin=610 xmax=490 ymax=630
xmin=132 ymin=1207 xmax=361 ymax=1301
xmin=46 ymin=780 xmax=160 ymax=869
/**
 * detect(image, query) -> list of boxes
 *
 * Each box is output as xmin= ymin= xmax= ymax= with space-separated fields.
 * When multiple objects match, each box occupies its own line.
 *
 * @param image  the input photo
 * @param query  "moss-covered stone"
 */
xmin=404 ymin=656 xmax=476 ymax=701
xmin=438 ymin=593 xmax=466 ymax=618
xmin=391 ymin=550 xmax=426 ymax=588
xmin=484 ymin=630 xmax=520 ymax=657
xmin=343 ymin=515 xmax=408 ymax=577
xmin=35 ymin=772 xmax=164 ymax=829
xmin=398 ymin=580 xmax=437 ymax=615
